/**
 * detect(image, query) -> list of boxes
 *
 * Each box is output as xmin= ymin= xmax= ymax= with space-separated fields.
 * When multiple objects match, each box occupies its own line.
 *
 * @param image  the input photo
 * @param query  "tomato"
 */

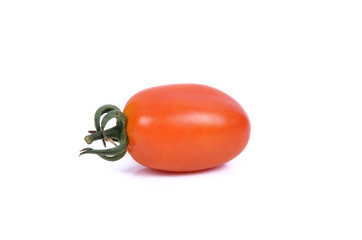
xmin=81 ymin=84 xmax=250 ymax=172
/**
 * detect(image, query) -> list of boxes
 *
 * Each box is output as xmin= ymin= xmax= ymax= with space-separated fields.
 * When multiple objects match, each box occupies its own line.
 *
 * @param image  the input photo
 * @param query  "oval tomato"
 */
xmin=81 ymin=84 xmax=250 ymax=172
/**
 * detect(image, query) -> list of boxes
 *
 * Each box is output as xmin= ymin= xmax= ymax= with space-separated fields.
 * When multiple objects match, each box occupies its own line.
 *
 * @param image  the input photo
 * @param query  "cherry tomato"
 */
xmin=81 ymin=84 xmax=250 ymax=172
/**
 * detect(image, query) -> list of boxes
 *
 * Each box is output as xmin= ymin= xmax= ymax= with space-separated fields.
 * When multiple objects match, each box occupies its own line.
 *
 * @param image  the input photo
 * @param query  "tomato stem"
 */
xmin=84 ymin=126 xmax=120 ymax=144
xmin=80 ymin=105 xmax=128 ymax=161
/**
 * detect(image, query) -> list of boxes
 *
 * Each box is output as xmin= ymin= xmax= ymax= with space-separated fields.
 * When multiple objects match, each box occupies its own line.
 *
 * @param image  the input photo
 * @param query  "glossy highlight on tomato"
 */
xmin=80 ymin=84 xmax=250 ymax=172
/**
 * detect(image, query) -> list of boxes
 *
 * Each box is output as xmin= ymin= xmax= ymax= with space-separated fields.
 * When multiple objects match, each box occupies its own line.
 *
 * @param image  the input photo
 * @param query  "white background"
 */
xmin=0 ymin=0 xmax=361 ymax=239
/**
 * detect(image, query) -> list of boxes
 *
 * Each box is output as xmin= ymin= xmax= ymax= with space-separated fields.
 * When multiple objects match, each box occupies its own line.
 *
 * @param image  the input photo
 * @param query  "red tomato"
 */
xmin=81 ymin=84 xmax=250 ymax=172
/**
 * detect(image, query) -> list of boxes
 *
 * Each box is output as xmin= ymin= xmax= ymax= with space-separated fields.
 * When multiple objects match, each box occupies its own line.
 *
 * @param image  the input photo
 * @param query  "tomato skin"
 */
xmin=123 ymin=84 xmax=250 ymax=172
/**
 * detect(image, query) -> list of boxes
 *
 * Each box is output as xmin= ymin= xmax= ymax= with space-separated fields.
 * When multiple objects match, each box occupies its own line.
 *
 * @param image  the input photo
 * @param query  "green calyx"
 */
xmin=80 ymin=104 xmax=128 ymax=161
